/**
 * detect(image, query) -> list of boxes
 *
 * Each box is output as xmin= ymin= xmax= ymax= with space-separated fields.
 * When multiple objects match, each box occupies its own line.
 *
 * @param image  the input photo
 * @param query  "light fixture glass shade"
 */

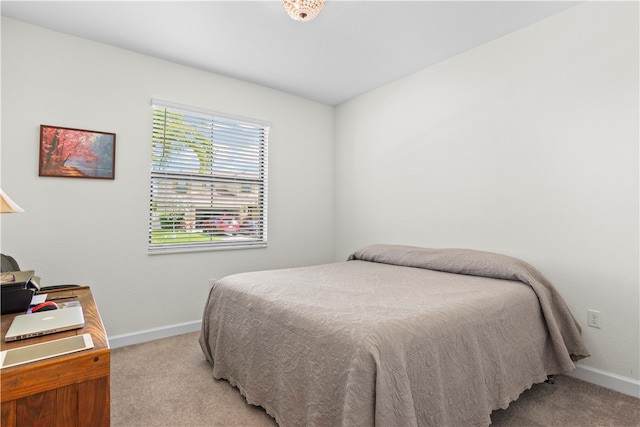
xmin=0 ymin=189 xmax=25 ymax=213
xmin=282 ymin=0 xmax=325 ymax=21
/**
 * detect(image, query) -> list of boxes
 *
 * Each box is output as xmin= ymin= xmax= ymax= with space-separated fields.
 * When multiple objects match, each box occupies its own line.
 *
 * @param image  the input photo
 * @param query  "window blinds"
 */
xmin=148 ymin=100 xmax=269 ymax=254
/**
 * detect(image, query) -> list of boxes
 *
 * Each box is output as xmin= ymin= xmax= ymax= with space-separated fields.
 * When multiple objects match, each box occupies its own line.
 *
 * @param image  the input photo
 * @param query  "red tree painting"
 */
xmin=39 ymin=125 xmax=116 ymax=179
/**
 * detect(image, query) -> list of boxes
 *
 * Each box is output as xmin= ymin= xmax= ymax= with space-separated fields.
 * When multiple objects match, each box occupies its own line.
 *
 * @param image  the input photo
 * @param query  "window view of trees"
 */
xmin=149 ymin=103 xmax=268 ymax=253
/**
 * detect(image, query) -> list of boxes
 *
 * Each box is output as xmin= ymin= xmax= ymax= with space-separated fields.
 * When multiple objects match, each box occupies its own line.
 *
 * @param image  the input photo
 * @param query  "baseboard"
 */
xmin=108 ymin=320 xmax=201 ymax=349
xmin=570 ymin=363 xmax=640 ymax=398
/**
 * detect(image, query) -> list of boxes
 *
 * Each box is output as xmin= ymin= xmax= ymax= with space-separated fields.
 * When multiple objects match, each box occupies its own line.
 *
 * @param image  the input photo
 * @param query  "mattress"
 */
xmin=200 ymin=245 xmax=589 ymax=426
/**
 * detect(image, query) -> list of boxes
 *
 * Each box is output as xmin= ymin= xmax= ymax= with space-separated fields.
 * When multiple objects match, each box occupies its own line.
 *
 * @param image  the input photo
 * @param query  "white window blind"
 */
xmin=148 ymin=100 xmax=268 ymax=254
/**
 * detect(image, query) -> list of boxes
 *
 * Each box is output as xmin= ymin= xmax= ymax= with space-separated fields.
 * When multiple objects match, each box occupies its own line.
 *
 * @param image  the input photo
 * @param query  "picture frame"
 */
xmin=39 ymin=125 xmax=116 ymax=180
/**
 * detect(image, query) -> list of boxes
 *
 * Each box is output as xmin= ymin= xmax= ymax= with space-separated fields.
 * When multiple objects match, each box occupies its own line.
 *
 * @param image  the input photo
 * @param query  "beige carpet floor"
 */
xmin=111 ymin=332 xmax=640 ymax=426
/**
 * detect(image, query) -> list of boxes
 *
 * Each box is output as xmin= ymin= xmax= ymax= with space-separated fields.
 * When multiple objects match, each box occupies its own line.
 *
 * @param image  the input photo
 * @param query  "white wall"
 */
xmin=1 ymin=17 xmax=335 ymax=338
xmin=335 ymin=2 xmax=639 ymax=381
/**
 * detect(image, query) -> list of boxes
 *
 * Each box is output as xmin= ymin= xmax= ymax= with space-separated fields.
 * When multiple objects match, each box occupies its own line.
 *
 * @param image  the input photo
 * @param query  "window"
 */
xmin=148 ymin=99 xmax=269 ymax=254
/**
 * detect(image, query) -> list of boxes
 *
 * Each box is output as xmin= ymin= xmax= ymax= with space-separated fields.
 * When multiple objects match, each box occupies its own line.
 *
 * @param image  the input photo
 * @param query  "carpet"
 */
xmin=111 ymin=332 xmax=639 ymax=426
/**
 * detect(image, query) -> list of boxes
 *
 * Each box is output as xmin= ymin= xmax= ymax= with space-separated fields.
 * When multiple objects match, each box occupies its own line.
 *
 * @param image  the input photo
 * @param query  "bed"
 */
xmin=199 ymin=244 xmax=589 ymax=427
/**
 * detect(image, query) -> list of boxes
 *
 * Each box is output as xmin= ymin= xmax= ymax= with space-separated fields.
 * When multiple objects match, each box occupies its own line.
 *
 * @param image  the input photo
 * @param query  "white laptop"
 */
xmin=4 ymin=306 xmax=85 ymax=342
xmin=1 ymin=334 xmax=94 ymax=368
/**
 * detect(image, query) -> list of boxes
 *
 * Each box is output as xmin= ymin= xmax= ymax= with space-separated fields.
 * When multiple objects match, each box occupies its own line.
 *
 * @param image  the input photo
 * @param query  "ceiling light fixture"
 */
xmin=282 ymin=0 xmax=325 ymax=22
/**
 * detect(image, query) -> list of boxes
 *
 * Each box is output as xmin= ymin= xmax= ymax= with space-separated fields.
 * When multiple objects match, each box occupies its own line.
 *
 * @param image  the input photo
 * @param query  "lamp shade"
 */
xmin=0 ymin=189 xmax=25 ymax=213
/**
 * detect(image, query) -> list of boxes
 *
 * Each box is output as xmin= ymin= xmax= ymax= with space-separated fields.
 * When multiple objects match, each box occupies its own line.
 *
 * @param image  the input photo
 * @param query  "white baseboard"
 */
xmin=108 ymin=322 xmax=640 ymax=400
xmin=108 ymin=320 xmax=201 ymax=349
xmin=570 ymin=363 xmax=640 ymax=398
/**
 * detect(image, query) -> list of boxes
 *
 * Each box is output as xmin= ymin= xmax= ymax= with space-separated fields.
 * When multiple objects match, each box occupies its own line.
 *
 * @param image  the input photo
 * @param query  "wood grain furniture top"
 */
xmin=1 ymin=286 xmax=110 ymax=427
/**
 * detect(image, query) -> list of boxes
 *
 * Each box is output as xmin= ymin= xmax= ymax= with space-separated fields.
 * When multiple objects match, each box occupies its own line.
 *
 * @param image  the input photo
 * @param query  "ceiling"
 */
xmin=1 ymin=1 xmax=580 ymax=106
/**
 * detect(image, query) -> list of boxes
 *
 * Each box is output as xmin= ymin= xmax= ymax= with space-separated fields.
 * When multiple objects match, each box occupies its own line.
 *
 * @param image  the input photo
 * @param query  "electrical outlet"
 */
xmin=588 ymin=309 xmax=601 ymax=328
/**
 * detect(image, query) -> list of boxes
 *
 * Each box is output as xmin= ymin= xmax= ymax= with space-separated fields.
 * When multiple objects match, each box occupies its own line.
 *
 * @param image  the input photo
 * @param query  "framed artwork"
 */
xmin=39 ymin=125 xmax=116 ymax=180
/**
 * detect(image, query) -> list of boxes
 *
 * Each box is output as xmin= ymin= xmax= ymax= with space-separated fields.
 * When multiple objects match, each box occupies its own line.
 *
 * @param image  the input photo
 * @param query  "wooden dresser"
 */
xmin=1 ymin=286 xmax=110 ymax=427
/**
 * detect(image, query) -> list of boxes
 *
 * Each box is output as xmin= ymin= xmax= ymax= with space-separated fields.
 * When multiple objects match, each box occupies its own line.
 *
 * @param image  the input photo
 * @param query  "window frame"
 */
xmin=148 ymin=99 xmax=269 ymax=254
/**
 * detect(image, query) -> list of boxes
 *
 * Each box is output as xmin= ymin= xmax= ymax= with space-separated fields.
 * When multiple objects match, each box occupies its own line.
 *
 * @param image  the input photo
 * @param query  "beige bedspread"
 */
xmin=200 ymin=245 xmax=589 ymax=427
